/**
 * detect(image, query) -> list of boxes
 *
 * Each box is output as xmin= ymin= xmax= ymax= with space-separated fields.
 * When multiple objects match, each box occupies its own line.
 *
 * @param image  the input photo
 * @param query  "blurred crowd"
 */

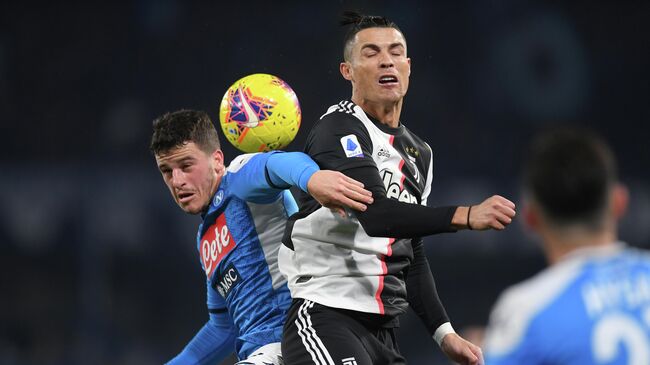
xmin=1 ymin=1 xmax=648 ymax=364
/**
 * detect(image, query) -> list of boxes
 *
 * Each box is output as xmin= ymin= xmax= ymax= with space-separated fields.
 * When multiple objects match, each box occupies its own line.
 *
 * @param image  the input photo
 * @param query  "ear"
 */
xmin=407 ymin=57 xmax=411 ymax=76
xmin=523 ymin=201 xmax=541 ymax=232
xmin=211 ymin=149 xmax=225 ymax=176
xmin=340 ymin=62 xmax=353 ymax=81
xmin=611 ymin=183 xmax=629 ymax=220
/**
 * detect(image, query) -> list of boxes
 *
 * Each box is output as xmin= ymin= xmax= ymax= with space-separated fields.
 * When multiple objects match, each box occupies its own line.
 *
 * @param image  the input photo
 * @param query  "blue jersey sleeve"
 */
xmin=226 ymin=151 xmax=318 ymax=204
xmin=166 ymin=311 xmax=236 ymax=365
xmin=485 ymin=346 xmax=536 ymax=365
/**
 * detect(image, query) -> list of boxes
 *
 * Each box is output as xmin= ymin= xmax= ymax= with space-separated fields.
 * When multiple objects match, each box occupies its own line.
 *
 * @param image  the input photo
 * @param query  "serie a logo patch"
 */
xmin=340 ymin=134 xmax=363 ymax=158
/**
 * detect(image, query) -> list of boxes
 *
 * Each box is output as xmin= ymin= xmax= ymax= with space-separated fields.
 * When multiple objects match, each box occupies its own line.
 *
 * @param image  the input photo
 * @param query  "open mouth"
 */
xmin=178 ymin=192 xmax=194 ymax=203
xmin=378 ymin=75 xmax=398 ymax=85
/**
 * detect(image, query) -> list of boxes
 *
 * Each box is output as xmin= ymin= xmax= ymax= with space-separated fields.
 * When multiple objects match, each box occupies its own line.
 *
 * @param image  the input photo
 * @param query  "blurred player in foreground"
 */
xmin=150 ymin=110 xmax=373 ymax=365
xmin=484 ymin=128 xmax=650 ymax=364
xmin=279 ymin=12 xmax=516 ymax=365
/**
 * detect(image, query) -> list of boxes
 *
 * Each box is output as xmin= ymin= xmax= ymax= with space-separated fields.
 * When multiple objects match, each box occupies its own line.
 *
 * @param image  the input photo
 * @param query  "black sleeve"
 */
xmin=406 ymin=238 xmax=450 ymax=336
xmin=305 ymin=112 xmax=377 ymax=171
xmin=306 ymin=112 xmax=458 ymax=238
xmin=345 ymin=165 xmax=458 ymax=238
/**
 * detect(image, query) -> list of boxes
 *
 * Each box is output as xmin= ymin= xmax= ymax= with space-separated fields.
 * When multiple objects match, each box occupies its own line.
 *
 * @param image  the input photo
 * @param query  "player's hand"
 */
xmin=468 ymin=195 xmax=516 ymax=230
xmin=307 ymin=170 xmax=373 ymax=217
xmin=440 ymin=333 xmax=484 ymax=365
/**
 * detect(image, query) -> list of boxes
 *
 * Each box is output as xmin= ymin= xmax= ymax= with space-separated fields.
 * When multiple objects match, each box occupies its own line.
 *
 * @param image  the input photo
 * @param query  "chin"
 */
xmin=178 ymin=202 xmax=201 ymax=215
xmin=377 ymin=90 xmax=404 ymax=101
xmin=378 ymin=95 xmax=403 ymax=104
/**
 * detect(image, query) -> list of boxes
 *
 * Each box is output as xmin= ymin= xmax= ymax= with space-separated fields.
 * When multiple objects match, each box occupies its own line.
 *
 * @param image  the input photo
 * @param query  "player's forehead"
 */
xmin=155 ymin=141 xmax=203 ymax=165
xmin=352 ymin=27 xmax=407 ymax=51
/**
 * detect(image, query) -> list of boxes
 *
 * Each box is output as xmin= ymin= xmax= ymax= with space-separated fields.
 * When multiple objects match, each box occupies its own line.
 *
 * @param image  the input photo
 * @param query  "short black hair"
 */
xmin=340 ymin=11 xmax=404 ymax=61
xmin=150 ymin=109 xmax=220 ymax=156
xmin=523 ymin=127 xmax=617 ymax=227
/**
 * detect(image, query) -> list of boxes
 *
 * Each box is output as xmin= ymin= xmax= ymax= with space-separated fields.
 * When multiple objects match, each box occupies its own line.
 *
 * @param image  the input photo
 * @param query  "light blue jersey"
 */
xmin=168 ymin=151 xmax=317 ymax=365
xmin=484 ymin=243 xmax=650 ymax=365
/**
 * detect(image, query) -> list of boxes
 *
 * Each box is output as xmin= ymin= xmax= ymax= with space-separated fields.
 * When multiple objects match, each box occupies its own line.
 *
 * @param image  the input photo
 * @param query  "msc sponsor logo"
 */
xmin=200 ymin=213 xmax=236 ymax=279
xmin=381 ymin=169 xmax=418 ymax=204
xmin=342 ymin=357 xmax=357 ymax=365
xmin=213 ymin=263 xmax=241 ymax=298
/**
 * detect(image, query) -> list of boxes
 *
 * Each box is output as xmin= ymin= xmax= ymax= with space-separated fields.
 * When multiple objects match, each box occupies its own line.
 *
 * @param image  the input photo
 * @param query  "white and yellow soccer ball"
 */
xmin=219 ymin=73 xmax=301 ymax=153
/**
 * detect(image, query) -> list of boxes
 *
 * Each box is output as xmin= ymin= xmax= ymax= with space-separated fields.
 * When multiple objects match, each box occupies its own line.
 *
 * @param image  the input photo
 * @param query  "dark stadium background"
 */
xmin=1 ymin=1 xmax=649 ymax=364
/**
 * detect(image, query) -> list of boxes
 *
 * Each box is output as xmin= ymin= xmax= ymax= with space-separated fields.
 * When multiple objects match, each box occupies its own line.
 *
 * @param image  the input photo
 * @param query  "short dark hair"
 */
xmin=523 ymin=127 xmax=617 ymax=227
xmin=150 ymin=109 xmax=220 ymax=156
xmin=340 ymin=11 xmax=404 ymax=61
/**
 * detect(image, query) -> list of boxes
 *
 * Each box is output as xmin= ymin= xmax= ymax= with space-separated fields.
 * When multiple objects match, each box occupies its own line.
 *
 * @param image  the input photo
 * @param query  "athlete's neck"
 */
xmin=541 ymin=225 xmax=617 ymax=265
xmin=352 ymin=96 xmax=402 ymax=128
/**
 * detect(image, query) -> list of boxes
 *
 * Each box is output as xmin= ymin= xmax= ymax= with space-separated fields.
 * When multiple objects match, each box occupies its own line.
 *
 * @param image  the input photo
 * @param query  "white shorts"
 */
xmin=235 ymin=342 xmax=283 ymax=365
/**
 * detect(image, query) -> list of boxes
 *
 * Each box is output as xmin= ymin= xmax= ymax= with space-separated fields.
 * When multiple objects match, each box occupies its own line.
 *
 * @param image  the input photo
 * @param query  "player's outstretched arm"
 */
xmin=166 ymin=312 xmax=236 ymax=365
xmin=451 ymin=195 xmax=516 ymax=231
xmin=265 ymin=152 xmax=373 ymax=212
xmin=228 ymin=152 xmax=372 ymax=211
xmin=440 ymin=333 xmax=484 ymax=365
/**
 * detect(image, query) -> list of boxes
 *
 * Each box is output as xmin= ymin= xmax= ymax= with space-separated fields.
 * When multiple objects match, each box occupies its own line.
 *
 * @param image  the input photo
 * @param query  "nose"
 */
xmin=379 ymin=51 xmax=394 ymax=69
xmin=171 ymin=168 xmax=185 ymax=188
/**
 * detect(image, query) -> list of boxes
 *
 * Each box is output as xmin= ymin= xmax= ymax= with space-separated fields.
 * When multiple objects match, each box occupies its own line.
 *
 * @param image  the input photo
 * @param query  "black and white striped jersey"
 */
xmin=279 ymin=100 xmax=438 ymax=320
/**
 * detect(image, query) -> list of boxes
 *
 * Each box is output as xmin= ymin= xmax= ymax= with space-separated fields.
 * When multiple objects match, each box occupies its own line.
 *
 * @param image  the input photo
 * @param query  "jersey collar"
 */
xmin=348 ymin=99 xmax=406 ymax=136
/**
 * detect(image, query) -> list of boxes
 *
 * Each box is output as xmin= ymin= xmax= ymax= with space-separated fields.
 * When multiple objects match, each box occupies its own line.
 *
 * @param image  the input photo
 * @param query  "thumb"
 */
xmin=332 ymin=206 xmax=347 ymax=218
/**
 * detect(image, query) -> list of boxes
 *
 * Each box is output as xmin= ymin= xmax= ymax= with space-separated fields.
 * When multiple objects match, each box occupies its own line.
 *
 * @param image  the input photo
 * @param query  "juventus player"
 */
xmin=279 ymin=13 xmax=516 ymax=365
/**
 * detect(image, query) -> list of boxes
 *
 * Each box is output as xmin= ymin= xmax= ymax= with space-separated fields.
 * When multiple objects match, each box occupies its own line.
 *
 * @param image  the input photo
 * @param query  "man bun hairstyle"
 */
xmin=523 ymin=127 xmax=617 ymax=228
xmin=150 ymin=109 xmax=220 ymax=156
xmin=340 ymin=11 xmax=404 ymax=61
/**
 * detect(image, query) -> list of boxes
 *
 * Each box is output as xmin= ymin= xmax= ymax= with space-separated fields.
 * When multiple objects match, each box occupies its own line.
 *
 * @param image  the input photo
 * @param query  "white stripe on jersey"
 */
xmin=280 ymin=102 xmax=432 ymax=315
xmin=227 ymin=153 xmax=262 ymax=173
xmin=484 ymin=247 xmax=593 ymax=355
xmin=296 ymin=300 xmax=335 ymax=365
xmin=285 ymin=205 xmax=390 ymax=314
xmin=247 ymin=197 xmax=290 ymax=290
xmin=421 ymin=142 xmax=435 ymax=205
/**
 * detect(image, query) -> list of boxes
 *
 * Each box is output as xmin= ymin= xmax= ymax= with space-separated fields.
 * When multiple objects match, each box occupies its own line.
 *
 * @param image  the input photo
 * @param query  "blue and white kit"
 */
xmin=484 ymin=243 xmax=650 ymax=365
xmin=167 ymin=151 xmax=318 ymax=365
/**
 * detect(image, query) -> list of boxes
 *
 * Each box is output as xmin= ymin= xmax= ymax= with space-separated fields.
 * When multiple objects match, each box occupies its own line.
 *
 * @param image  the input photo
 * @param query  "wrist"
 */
xmin=433 ymin=322 xmax=456 ymax=347
xmin=300 ymin=166 xmax=320 ymax=193
xmin=451 ymin=206 xmax=469 ymax=229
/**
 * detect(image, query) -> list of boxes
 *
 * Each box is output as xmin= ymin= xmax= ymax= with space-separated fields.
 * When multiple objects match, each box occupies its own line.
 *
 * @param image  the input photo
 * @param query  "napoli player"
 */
xmin=150 ymin=110 xmax=373 ymax=365
xmin=484 ymin=128 xmax=650 ymax=365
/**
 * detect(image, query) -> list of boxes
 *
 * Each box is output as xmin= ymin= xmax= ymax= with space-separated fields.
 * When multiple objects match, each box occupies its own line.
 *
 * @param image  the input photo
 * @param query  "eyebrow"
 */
xmin=177 ymin=156 xmax=196 ymax=164
xmin=360 ymin=42 xmax=405 ymax=52
xmin=157 ymin=156 xmax=196 ymax=170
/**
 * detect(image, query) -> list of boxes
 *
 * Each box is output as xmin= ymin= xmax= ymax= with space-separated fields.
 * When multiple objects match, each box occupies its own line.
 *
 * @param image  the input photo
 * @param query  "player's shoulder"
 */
xmin=320 ymin=100 xmax=359 ymax=120
xmin=485 ymin=258 xmax=585 ymax=355
xmin=315 ymin=101 xmax=365 ymax=130
xmin=226 ymin=152 xmax=265 ymax=173
xmin=307 ymin=101 xmax=371 ymax=145
xmin=622 ymin=245 xmax=650 ymax=264
xmin=399 ymin=123 xmax=432 ymax=152
xmin=497 ymin=257 xmax=586 ymax=317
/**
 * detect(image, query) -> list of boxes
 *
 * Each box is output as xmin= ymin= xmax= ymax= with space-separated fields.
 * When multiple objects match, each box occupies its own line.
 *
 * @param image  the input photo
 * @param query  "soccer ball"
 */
xmin=219 ymin=73 xmax=301 ymax=153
